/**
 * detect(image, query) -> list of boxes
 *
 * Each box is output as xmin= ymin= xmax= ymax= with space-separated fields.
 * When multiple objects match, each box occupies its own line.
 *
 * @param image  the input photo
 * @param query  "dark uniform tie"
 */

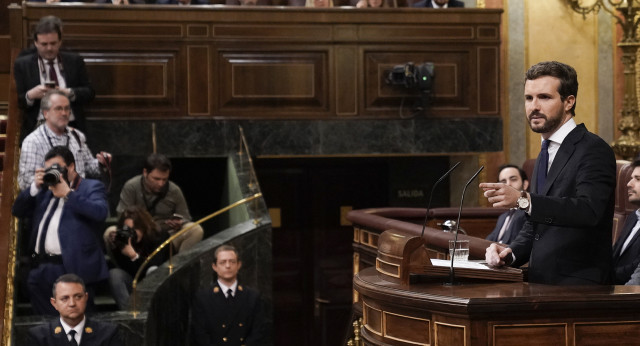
xmin=536 ymin=139 xmax=550 ymax=194
xmin=68 ymin=330 xmax=78 ymax=346
xmin=226 ymin=288 xmax=234 ymax=302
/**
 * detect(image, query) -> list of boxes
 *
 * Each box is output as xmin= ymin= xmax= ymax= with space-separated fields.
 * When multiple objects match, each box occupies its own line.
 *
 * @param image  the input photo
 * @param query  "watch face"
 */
xmin=518 ymin=197 xmax=529 ymax=209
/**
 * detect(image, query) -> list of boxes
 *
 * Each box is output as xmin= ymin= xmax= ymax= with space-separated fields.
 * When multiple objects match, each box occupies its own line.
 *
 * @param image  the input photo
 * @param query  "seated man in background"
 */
xmin=13 ymin=146 xmax=109 ymax=315
xmin=190 ymin=245 xmax=266 ymax=346
xmin=18 ymin=90 xmax=110 ymax=191
xmin=485 ymin=164 xmax=529 ymax=245
xmin=613 ymin=158 xmax=640 ymax=284
xmin=28 ymin=274 xmax=121 ymax=346
xmin=115 ymin=153 xmax=203 ymax=253
xmin=13 ymin=15 xmax=94 ymax=138
xmin=412 ymin=0 xmax=463 ymax=8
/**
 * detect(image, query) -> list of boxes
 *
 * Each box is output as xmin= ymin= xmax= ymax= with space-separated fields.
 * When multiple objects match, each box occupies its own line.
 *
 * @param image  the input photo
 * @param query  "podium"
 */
xmin=348 ymin=208 xmax=640 ymax=345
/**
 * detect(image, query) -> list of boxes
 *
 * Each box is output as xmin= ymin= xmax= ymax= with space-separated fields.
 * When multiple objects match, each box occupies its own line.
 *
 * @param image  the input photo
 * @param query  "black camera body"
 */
xmin=114 ymin=224 xmax=136 ymax=249
xmin=386 ymin=62 xmax=434 ymax=90
xmin=42 ymin=163 xmax=68 ymax=188
xmin=386 ymin=62 xmax=435 ymax=113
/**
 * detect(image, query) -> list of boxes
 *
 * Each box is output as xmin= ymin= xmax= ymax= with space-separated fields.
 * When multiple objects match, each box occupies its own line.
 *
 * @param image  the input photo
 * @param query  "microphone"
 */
xmin=419 ymin=161 xmax=462 ymax=239
xmin=447 ymin=165 xmax=484 ymax=286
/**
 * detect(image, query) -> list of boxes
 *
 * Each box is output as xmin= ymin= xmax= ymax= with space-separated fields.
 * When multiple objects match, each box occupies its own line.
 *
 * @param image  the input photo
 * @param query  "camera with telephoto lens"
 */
xmin=42 ymin=163 xmax=68 ymax=188
xmin=114 ymin=224 xmax=136 ymax=249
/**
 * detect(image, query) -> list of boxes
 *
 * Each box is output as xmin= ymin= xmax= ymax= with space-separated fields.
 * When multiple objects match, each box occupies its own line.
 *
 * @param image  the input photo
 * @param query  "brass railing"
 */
xmin=130 ymin=192 xmax=263 ymax=316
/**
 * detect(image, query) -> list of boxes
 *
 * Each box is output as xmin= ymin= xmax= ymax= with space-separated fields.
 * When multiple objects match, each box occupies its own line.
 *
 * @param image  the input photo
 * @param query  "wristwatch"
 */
xmin=516 ymin=190 xmax=529 ymax=210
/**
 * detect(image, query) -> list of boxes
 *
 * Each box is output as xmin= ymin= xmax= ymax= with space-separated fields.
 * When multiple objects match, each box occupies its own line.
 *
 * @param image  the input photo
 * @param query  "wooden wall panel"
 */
xmin=218 ymin=51 xmax=328 ymax=115
xmin=363 ymin=50 xmax=473 ymax=115
xmin=8 ymin=6 xmax=502 ymax=119
xmin=477 ymin=47 xmax=498 ymax=114
xmin=384 ymin=312 xmax=430 ymax=345
xmin=188 ymin=46 xmax=210 ymax=115
xmin=83 ymin=51 xmax=181 ymax=117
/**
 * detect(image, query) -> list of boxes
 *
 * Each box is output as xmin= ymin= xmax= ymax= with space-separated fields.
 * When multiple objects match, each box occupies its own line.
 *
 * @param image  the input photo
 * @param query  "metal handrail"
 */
xmin=130 ymin=192 xmax=263 ymax=316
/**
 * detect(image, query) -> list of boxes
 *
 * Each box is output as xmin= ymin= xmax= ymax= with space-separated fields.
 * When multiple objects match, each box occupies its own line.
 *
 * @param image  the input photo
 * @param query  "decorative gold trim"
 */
xmin=375 ymin=257 xmax=401 ymax=278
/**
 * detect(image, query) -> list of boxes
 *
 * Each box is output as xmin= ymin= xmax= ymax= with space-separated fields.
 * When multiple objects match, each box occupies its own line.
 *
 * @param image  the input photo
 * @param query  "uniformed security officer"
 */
xmin=190 ymin=245 xmax=266 ymax=345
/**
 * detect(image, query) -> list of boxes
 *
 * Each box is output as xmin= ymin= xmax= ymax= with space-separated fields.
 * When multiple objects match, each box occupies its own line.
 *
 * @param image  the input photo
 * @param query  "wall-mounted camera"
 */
xmin=385 ymin=62 xmax=435 ymax=116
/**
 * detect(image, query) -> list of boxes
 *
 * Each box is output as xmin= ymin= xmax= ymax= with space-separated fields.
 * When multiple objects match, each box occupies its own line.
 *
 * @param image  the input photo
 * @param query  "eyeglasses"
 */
xmin=50 ymin=106 xmax=71 ymax=112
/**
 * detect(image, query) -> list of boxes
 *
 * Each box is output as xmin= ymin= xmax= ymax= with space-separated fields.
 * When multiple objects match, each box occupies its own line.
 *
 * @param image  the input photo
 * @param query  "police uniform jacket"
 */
xmin=191 ymin=283 xmax=265 ymax=346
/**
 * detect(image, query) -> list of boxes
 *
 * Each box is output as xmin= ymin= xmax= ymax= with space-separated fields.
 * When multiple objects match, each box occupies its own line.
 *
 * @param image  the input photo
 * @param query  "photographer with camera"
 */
xmin=18 ymin=89 xmax=111 ymax=191
xmin=12 ymin=146 xmax=109 ymax=315
xmin=104 ymin=206 xmax=169 ymax=310
xmin=115 ymin=153 xmax=203 ymax=253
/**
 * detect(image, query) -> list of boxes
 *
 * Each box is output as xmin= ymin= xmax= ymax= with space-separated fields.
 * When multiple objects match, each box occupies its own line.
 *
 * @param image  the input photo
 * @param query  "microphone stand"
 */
xmin=419 ymin=161 xmax=461 ymax=239
xmin=447 ymin=166 xmax=484 ymax=286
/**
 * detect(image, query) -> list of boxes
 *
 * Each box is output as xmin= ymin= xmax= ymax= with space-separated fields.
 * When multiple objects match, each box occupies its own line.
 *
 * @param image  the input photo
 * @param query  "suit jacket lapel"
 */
xmin=541 ymin=124 xmax=584 ymax=195
xmin=614 ymin=213 xmax=639 ymax=259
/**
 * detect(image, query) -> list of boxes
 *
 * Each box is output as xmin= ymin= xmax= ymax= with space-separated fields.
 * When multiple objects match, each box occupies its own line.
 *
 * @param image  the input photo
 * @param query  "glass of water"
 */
xmin=449 ymin=240 xmax=469 ymax=261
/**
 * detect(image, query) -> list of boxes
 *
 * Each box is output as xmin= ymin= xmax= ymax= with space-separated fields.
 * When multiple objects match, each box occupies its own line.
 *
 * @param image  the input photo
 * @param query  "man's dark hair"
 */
xmin=214 ymin=244 xmax=240 ymax=264
xmin=41 ymin=90 xmax=69 ymax=112
xmin=525 ymin=61 xmax=578 ymax=116
xmin=52 ymin=273 xmax=86 ymax=298
xmin=33 ymin=15 xmax=63 ymax=42
xmin=497 ymin=164 xmax=528 ymax=183
xmin=144 ymin=153 xmax=172 ymax=173
xmin=633 ymin=157 xmax=640 ymax=169
xmin=45 ymin=145 xmax=76 ymax=166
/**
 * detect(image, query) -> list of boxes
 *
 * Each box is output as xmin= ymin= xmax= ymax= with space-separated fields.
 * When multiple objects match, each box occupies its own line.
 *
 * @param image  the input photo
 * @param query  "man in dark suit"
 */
xmin=13 ymin=146 xmax=109 ymax=315
xmin=191 ymin=245 xmax=266 ymax=346
xmin=612 ymin=158 xmax=640 ymax=284
xmin=13 ymin=15 xmax=94 ymax=138
xmin=485 ymin=164 xmax=529 ymax=245
xmin=412 ymin=0 xmax=464 ymax=8
xmin=28 ymin=274 xmax=121 ymax=345
xmin=481 ymin=61 xmax=616 ymax=285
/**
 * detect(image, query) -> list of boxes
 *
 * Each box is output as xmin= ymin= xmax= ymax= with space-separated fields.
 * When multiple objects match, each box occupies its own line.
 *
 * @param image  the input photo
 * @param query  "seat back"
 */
xmin=613 ymin=160 xmax=634 ymax=244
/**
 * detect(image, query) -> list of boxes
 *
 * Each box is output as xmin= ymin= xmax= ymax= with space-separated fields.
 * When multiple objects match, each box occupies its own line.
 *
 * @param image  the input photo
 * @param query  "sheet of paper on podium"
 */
xmin=423 ymin=259 xmax=523 ymax=282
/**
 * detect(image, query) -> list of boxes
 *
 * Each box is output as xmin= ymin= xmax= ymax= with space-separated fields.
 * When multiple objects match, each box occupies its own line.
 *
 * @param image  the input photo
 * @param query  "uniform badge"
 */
xmin=238 ymin=285 xmax=243 ymax=291
xmin=213 ymin=287 xmax=220 ymax=293
xmin=54 ymin=327 xmax=62 ymax=334
xmin=85 ymin=327 xmax=93 ymax=334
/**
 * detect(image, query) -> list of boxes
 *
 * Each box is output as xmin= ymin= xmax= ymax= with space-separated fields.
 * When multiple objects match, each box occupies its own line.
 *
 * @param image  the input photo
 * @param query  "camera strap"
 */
xmin=140 ymin=176 xmax=169 ymax=214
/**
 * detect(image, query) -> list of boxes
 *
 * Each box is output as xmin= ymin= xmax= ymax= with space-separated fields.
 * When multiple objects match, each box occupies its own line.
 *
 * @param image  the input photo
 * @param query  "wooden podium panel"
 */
xmin=355 ymin=267 xmax=640 ymax=346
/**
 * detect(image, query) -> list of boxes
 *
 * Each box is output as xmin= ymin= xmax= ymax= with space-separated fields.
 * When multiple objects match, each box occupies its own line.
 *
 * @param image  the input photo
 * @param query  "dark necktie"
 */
xmin=37 ymin=198 xmax=60 ymax=254
xmin=536 ymin=139 xmax=550 ymax=194
xmin=226 ymin=288 xmax=234 ymax=302
xmin=68 ymin=330 xmax=78 ymax=346
xmin=47 ymin=60 xmax=59 ymax=86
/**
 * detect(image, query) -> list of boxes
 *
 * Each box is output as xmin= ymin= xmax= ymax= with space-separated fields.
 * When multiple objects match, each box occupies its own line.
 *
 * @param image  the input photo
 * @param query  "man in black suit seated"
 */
xmin=28 ymin=274 xmax=121 ymax=346
xmin=13 ymin=16 xmax=95 ymax=138
xmin=485 ymin=164 xmax=529 ymax=245
xmin=191 ymin=245 xmax=266 ymax=346
xmin=481 ymin=61 xmax=616 ymax=285
xmin=412 ymin=0 xmax=464 ymax=8
xmin=613 ymin=158 xmax=640 ymax=284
